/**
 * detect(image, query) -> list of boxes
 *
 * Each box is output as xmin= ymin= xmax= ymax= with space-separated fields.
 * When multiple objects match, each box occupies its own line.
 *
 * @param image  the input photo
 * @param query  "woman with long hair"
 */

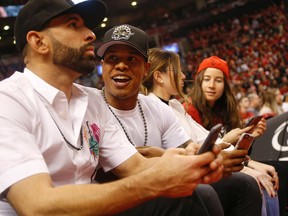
xmin=184 ymin=56 xmax=242 ymax=133
xmin=259 ymin=87 xmax=283 ymax=119
xmin=185 ymin=55 xmax=280 ymax=216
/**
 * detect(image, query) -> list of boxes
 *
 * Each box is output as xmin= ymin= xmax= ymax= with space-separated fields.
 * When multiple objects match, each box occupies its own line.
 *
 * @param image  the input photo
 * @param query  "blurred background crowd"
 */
xmin=0 ymin=0 xmax=287 ymax=119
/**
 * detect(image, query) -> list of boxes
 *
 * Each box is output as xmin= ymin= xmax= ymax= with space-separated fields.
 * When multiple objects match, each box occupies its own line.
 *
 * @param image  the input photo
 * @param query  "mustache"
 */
xmin=79 ymin=42 xmax=96 ymax=61
xmin=80 ymin=42 xmax=95 ymax=53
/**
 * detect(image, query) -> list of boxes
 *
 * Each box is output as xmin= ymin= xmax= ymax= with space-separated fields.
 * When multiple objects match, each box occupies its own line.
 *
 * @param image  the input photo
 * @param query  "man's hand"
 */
xmin=146 ymin=147 xmax=223 ymax=198
xmin=220 ymin=149 xmax=248 ymax=175
xmin=202 ymin=144 xmax=224 ymax=184
xmin=218 ymin=142 xmax=231 ymax=150
xmin=185 ymin=142 xmax=200 ymax=155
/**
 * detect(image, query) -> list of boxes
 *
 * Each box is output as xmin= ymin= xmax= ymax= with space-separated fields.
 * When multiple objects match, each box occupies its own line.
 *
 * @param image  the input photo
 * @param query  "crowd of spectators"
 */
xmin=183 ymin=2 xmax=288 ymax=100
xmin=77 ymin=1 xmax=288 ymax=101
xmin=0 ymin=0 xmax=287 ymax=100
xmin=0 ymin=54 xmax=24 ymax=81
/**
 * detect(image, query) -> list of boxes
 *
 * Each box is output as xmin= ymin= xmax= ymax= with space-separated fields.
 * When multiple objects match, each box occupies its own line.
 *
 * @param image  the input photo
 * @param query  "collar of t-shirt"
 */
xmin=23 ymin=68 xmax=88 ymax=137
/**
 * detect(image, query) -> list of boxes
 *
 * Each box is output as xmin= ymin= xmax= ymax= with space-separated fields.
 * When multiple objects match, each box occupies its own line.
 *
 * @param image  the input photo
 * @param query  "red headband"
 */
xmin=197 ymin=56 xmax=229 ymax=78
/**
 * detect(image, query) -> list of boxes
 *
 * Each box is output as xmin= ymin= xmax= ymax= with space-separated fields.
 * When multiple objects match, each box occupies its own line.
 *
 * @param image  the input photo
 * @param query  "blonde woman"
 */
xmin=259 ymin=88 xmax=283 ymax=119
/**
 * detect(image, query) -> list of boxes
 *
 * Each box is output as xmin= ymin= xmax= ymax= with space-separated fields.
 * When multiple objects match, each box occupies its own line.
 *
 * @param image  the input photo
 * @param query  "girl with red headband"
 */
xmin=184 ymin=56 xmax=239 ymax=132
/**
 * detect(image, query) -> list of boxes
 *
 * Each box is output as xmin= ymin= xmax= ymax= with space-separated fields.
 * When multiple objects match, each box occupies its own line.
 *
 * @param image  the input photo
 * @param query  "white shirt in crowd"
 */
xmin=0 ymin=69 xmax=136 ymax=215
xmin=102 ymin=93 xmax=190 ymax=149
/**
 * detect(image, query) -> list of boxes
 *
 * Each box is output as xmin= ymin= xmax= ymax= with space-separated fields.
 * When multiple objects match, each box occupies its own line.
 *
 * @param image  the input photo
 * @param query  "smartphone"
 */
xmin=234 ymin=133 xmax=255 ymax=150
xmin=197 ymin=123 xmax=222 ymax=154
xmin=245 ymin=115 xmax=263 ymax=128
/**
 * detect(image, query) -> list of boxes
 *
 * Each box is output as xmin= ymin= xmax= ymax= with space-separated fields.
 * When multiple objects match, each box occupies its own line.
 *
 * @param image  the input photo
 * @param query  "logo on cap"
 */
xmin=111 ymin=25 xmax=135 ymax=40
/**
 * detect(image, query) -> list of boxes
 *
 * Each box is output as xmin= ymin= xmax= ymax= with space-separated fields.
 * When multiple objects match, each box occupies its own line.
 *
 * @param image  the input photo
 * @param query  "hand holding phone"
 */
xmin=245 ymin=115 xmax=263 ymax=128
xmin=197 ymin=124 xmax=222 ymax=154
xmin=234 ymin=133 xmax=255 ymax=151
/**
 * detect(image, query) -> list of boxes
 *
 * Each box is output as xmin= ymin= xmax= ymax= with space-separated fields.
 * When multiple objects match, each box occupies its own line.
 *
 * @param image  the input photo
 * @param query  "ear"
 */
xmin=26 ymin=31 xmax=49 ymax=54
xmin=153 ymin=70 xmax=164 ymax=84
xmin=143 ymin=62 xmax=150 ymax=77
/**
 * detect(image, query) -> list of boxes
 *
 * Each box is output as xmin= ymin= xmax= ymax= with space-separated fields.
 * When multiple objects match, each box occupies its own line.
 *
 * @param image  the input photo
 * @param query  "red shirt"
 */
xmin=183 ymin=102 xmax=202 ymax=125
xmin=239 ymin=111 xmax=254 ymax=124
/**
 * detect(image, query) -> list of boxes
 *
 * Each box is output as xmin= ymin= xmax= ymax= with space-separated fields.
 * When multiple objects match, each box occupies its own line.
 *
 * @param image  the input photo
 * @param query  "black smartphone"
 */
xmin=234 ymin=133 xmax=255 ymax=150
xmin=197 ymin=123 xmax=222 ymax=154
xmin=245 ymin=115 xmax=263 ymax=128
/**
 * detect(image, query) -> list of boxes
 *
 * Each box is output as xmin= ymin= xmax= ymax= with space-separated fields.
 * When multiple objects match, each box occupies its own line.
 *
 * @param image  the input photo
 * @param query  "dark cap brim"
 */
xmin=97 ymin=41 xmax=148 ymax=59
xmin=58 ymin=0 xmax=107 ymax=31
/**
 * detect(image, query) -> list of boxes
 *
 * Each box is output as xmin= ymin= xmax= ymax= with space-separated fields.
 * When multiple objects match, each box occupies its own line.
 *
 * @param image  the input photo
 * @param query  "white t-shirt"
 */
xmin=102 ymin=93 xmax=190 ymax=149
xmin=0 ymin=69 xmax=137 ymax=215
xmin=148 ymin=93 xmax=224 ymax=146
xmin=169 ymin=99 xmax=212 ymax=145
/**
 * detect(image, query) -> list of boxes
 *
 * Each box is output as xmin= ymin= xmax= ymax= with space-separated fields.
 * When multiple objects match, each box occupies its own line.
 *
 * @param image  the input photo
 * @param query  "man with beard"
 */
xmin=0 ymin=0 xmax=224 ymax=215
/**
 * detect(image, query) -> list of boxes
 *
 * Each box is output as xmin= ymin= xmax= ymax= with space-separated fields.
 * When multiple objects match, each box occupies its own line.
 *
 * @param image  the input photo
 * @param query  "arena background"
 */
xmin=0 ymin=0 xmax=288 ymax=214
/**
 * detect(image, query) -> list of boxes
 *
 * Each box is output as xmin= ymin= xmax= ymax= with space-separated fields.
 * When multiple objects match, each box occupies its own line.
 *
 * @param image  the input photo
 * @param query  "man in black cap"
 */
xmin=0 ymin=1 xmax=223 ymax=215
xmin=97 ymin=24 xmax=263 ymax=216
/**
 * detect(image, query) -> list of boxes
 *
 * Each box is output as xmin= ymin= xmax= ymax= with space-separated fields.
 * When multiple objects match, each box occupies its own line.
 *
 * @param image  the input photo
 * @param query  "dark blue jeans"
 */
xmin=262 ymin=189 xmax=280 ymax=216
xmin=211 ymin=172 xmax=262 ymax=216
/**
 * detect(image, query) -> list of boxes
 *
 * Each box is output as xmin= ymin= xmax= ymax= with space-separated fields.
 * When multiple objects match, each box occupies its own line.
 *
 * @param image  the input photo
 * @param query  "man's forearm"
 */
xmin=7 ymin=172 xmax=161 ymax=216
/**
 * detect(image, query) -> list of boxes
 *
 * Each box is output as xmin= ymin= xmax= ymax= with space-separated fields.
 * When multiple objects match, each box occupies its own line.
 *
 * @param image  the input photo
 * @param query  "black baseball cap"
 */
xmin=14 ymin=0 xmax=107 ymax=53
xmin=97 ymin=24 xmax=149 ymax=59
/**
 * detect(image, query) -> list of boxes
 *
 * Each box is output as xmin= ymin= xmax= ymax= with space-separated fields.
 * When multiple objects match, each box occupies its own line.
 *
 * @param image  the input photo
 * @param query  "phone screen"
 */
xmin=197 ymin=124 xmax=222 ymax=154
xmin=245 ymin=116 xmax=262 ymax=128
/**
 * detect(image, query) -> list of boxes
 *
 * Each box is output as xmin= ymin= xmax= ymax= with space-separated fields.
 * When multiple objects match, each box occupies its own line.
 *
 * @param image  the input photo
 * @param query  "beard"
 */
xmin=51 ymin=36 xmax=96 ymax=75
